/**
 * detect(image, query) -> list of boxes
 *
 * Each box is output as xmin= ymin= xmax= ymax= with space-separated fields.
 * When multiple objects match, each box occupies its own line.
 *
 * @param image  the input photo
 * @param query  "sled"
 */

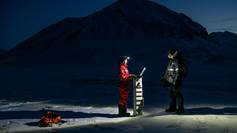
xmin=133 ymin=67 xmax=146 ymax=116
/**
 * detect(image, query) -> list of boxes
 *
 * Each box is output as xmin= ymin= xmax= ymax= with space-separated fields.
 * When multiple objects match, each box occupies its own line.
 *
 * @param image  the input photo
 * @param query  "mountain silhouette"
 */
xmin=1 ymin=0 xmax=236 ymax=66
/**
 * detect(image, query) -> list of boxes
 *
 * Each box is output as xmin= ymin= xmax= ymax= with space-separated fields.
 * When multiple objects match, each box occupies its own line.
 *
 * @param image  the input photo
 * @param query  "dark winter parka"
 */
xmin=163 ymin=54 xmax=188 ymax=87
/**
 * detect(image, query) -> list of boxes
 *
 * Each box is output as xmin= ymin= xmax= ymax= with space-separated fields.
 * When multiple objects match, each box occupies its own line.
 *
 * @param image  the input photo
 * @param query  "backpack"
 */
xmin=39 ymin=111 xmax=62 ymax=127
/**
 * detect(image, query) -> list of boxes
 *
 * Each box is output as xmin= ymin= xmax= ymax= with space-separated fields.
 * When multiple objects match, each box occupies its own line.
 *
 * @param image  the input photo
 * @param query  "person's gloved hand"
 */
xmin=160 ymin=77 xmax=165 ymax=83
xmin=160 ymin=77 xmax=169 ymax=87
xmin=128 ymin=74 xmax=136 ymax=80
xmin=136 ymin=75 xmax=143 ymax=79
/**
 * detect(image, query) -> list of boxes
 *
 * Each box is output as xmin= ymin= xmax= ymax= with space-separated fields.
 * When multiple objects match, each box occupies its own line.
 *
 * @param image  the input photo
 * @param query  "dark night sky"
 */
xmin=0 ymin=0 xmax=237 ymax=50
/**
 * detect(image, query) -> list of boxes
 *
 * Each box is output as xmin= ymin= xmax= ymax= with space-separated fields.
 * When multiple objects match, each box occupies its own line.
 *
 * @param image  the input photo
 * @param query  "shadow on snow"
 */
xmin=145 ymin=107 xmax=237 ymax=118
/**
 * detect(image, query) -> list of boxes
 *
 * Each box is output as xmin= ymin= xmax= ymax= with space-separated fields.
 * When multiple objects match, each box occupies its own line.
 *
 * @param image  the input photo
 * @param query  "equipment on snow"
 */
xmin=38 ymin=111 xmax=62 ymax=127
xmin=133 ymin=67 xmax=146 ymax=116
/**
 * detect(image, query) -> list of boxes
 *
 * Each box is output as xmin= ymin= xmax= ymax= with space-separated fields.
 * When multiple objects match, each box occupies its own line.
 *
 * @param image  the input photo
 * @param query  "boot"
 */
xmin=176 ymin=92 xmax=184 ymax=114
xmin=167 ymin=88 xmax=176 ymax=113
xmin=176 ymin=106 xmax=184 ymax=114
xmin=165 ymin=107 xmax=176 ymax=112
xmin=118 ymin=106 xmax=130 ymax=117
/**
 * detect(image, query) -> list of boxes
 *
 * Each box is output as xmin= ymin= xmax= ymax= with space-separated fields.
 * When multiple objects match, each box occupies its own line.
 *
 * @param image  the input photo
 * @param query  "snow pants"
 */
xmin=118 ymin=81 xmax=130 ymax=108
xmin=168 ymin=85 xmax=184 ymax=109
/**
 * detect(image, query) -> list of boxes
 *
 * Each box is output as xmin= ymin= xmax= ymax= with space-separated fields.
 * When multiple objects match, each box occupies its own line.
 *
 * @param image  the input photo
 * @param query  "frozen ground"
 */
xmin=0 ymin=101 xmax=237 ymax=133
xmin=0 ymin=101 xmax=131 ymax=133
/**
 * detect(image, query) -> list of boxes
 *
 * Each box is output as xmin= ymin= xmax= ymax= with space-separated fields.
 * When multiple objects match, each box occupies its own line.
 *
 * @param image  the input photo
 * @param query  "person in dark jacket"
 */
xmin=118 ymin=56 xmax=136 ymax=117
xmin=161 ymin=49 xmax=188 ymax=114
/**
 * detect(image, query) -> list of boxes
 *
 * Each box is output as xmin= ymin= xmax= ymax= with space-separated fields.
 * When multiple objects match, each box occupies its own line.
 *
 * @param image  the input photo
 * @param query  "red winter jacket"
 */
xmin=119 ymin=63 xmax=132 ymax=81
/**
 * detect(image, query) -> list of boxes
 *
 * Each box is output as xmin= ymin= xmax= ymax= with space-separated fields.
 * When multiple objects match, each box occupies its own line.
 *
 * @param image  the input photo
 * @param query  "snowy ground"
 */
xmin=0 ymin=101 xmax=131 ymax=133
xmin=0 ymin=101 xmax=237 ymax=133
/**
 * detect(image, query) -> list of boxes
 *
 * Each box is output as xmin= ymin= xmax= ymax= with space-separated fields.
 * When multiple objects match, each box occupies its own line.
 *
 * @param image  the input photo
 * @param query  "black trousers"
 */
xmin=168 ymin=85 xmax=184 ymax=109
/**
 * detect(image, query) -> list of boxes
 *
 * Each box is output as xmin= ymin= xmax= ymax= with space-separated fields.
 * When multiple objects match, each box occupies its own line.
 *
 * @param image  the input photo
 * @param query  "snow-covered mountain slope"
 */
xmin=1 ymin=0 xmax=212 ymax=66
xmin=0 ymin=0 xmax=236 ymax=102
xmin=207 ymin=31 xmax=237 ymax=63
xmin=208 ymin=31 xmax=237 ymax=47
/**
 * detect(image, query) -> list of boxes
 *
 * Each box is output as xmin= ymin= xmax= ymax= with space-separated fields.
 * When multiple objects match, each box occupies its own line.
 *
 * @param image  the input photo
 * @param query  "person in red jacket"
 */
xmin=118 ymin=56 xmax=136 ymax=117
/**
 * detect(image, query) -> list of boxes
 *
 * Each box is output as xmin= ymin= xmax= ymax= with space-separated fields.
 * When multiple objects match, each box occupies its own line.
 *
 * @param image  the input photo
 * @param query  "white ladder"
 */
xmin=133 ymin=77 xmax=144 ymax=116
